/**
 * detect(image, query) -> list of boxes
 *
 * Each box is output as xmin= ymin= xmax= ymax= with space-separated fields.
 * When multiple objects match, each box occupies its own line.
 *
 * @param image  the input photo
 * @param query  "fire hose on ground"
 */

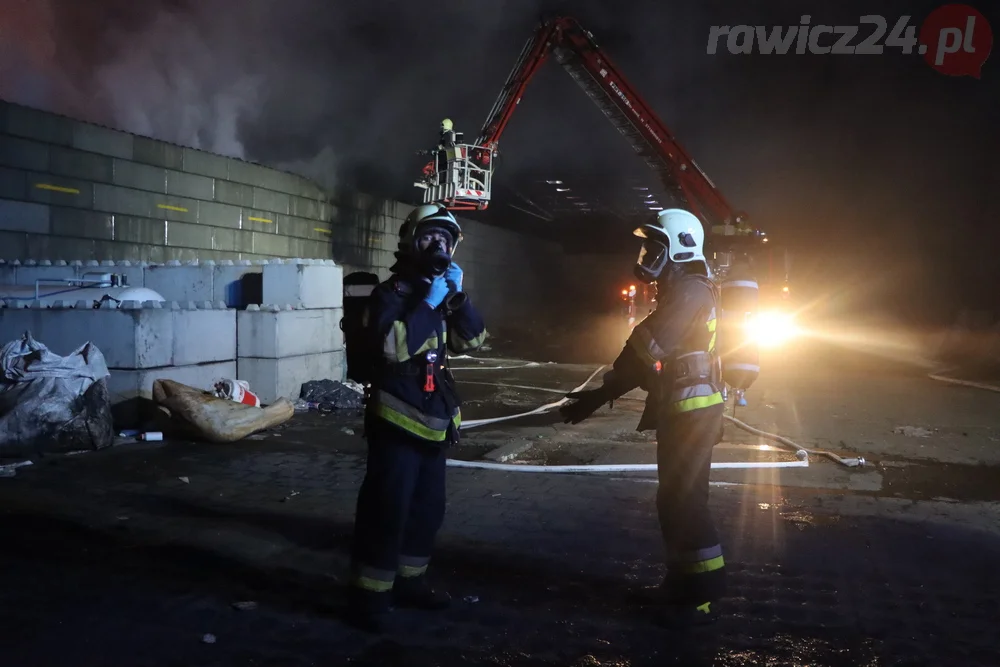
xmin=927 ymin=367 xmax=1000 ymax=394
xmin=447 ymin=363 xmax=866 ymax=472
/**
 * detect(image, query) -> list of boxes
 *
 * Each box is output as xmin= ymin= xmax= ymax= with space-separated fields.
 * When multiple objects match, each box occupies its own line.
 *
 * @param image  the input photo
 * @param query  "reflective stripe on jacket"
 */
xmin=363 ymin=274 xmax=487 ymax=444
xmin=625 ymin=272 xmax=723 ymax=415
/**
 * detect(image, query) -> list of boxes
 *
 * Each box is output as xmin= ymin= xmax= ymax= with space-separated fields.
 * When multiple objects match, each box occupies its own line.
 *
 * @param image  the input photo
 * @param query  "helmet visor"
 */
xmin=637 ymin=239 xmax=669 ymax=276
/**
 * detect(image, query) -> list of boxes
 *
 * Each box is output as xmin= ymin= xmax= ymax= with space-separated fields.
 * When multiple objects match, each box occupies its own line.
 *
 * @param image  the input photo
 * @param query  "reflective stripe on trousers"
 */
xmin=667 ymin=544 xmax=725 ymax=574
xmin=353 ymin=555 xmax=431 ymax=592
xmin=373 ymin=390 xmax=461 ymax=442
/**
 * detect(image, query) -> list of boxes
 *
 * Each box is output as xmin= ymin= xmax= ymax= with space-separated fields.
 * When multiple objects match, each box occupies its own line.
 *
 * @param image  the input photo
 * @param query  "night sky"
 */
xmin=1 ymin=0 xmax=996 ymax=323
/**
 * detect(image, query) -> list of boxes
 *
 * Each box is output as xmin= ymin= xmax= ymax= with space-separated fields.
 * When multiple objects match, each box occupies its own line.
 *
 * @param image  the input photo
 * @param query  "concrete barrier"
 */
xmin=262 ymin=259 xmax=343 ymax=309
xmin=0 ymin=254 xmax=348 ymax=426
xmin=0 ymin=299 xmax=235 ymax=369
xmin=236 ymin=304 xmax=345 ymax=404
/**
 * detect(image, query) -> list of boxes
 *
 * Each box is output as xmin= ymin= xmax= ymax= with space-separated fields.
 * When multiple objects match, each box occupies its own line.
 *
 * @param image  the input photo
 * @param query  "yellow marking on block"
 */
xmin=248 ymin=216 xmax=273 ymax=223
xmin=314 ymin=227 xmax=331 ymax=234
xmin=157 ymin=204 xmax=188 ymax=212
xmin=35 ymin=183 xmax=80 ymax=194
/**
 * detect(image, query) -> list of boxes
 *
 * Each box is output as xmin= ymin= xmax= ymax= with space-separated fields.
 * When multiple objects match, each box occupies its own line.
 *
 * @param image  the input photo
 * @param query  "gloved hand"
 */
xmin=444 ymin=263 xmax=464 ymax=292
xmin=424 ymin=275 xmax=450 ymax=308
xmin=559 ymin=388 xmax=611 ymax=425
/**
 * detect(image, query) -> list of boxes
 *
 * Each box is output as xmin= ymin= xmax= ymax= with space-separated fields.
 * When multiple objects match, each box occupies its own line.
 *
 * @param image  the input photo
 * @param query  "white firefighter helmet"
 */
xmin=632 ymin=208 xmax=708 ymax=282
xmin=440 ymin=118 xmax=454 ymax=132
xmin=398 ymin=204 xmax=463 ymax=256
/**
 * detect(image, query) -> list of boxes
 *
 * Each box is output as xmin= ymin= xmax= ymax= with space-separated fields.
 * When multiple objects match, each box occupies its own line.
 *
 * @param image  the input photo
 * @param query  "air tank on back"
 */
xmin=718 ymin=268 xmax=760 ymax=392
xmin=0 ymin=272 xmax=166 ymax=308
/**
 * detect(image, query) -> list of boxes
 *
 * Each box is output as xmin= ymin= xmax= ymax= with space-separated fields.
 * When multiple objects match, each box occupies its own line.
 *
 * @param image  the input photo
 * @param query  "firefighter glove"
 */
xmin=424 ymin=275 xmax=450 ymax=308
xmin=444 ymin=263 xmax=464 ymax=292
xmin=560 ymin=388 xmax=611 ymax=424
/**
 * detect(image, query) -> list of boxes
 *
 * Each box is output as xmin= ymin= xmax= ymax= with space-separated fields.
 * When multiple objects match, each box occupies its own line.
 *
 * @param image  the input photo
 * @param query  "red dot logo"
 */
xmin=919 ymin=4 xmax=993 ymax=78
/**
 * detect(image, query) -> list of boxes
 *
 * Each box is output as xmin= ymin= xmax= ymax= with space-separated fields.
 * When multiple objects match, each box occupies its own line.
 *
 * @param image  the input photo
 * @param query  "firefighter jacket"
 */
xmin=363 ymin=273 xmax=487 ymax=445
xmin=600 ymin=270 xmax=724 ymax=430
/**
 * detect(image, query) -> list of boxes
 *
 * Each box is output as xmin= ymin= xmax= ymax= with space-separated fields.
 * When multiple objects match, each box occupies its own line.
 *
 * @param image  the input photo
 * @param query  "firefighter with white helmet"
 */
xmin=560 ymin=207 xmax=727 ymax=626
xmin=348 ymin=203 xmax=487 ymax=633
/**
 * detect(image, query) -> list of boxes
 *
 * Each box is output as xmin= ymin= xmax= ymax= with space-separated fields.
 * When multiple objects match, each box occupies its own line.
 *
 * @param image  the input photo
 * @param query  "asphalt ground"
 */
xmin=2 ymin=331 xmax=999 ymax=666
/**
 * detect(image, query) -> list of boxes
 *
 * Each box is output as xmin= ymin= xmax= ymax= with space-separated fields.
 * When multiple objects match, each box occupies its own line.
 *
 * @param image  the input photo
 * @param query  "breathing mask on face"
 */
xmin=415 ymin=228 xmax=453 ymax=277
xmin=634 ymin=238 xmax=670 ymax=284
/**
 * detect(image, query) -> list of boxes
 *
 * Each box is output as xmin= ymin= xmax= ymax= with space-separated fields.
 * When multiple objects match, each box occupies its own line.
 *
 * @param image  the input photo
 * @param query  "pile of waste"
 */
xmin=152 ymin=379 xmax=294 ymax=443
xmin=0 ymin=332 xmax=114 ymax=458
xmin=296 ymin=379 xmax=365 ymax=412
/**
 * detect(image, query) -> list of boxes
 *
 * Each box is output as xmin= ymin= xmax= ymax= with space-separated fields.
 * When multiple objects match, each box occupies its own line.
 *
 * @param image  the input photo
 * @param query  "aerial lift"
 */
xmin=413 ymin=15 xmax=758 ymax=247
xmin=413 ymin=16 xmax=802 ymax=407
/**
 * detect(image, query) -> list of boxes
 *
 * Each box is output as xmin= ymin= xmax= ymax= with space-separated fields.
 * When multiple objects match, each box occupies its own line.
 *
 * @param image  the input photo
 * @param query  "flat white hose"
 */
xmin=458 ymin=366 xmax=606 ymax=429
xmin=927 ymin=366 xmax=1000 ymax=393
xmin=446 ymin=458 xmax=808 ymax=473
xmin=446 ymin=365 xmax=870 ymax=471
xmin=723 ymin=414 xmax=864 ymax=468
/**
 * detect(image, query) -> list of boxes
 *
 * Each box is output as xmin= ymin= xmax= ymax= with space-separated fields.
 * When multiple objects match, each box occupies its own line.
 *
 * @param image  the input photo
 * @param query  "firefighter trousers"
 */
xmin=350 ymin=425 xmax=448 ymax=595
xmin=655 ymin=402 xmax=727 ymax=604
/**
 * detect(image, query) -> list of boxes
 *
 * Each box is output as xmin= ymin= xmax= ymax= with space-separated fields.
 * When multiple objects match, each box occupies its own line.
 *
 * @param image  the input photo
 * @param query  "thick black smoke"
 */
xmin=1 ymin=0 xmax=998 ymax=321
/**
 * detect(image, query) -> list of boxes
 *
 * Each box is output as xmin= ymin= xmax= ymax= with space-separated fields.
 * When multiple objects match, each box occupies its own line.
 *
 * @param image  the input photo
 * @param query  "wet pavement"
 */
xmin=2 ymin=337 xmax=1000 ymax=666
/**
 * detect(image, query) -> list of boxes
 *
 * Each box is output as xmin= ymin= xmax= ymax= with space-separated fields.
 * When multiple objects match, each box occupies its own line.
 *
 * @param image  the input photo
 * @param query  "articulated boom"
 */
xmin=415 ymin=16 xmax=750 ymax=235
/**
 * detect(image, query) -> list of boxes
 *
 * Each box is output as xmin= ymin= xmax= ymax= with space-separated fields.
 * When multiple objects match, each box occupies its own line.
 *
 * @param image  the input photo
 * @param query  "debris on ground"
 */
xmin=0 ymin=460 xmax=32 ymax=478
xmin=212 ymin=378 xmax=261 ymax=407
xmin=297 ymin=379 xmax=365 ymax=411
xmin=893 ymin=425 xmax=934 ymax=438
xmin=152 ymin=379 xmax=294 ymax=443
xmin=0 ymin=332 xmax=114 ymax=457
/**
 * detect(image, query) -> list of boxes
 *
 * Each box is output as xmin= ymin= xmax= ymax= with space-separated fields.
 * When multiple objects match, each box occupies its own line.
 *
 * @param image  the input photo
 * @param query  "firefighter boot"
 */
xmin=393 ymin=574 xmax=452 ymax=610
xmin=658 ymin=600 xmax=718 ymax=628
xmin=346 ymin=587 xmax=392 ymax=634
xmin=626 ymin=579 xmax=720 ymax=625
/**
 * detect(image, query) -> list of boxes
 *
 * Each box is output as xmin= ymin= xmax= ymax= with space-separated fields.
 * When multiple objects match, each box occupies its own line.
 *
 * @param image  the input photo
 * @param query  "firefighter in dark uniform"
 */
xmin=560 ymin=208 xmax=726 ymax=626
xmin=436 ymin=118 xmax=457 ymax=185
xmin=348 ymin=203 xmax=487 ymax=633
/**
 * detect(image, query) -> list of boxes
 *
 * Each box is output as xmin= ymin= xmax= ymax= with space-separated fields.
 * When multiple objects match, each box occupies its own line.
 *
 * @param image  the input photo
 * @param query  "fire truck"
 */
xmin=412 ymin=15 xmax=771 ymax=277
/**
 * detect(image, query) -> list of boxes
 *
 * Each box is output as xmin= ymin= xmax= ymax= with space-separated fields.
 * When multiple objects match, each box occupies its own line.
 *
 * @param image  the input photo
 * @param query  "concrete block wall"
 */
xmin=453 ymin=218 xmax=564 ymax=327
xmin=0 ymin=100 xmax=335 ymax=263
xmin=237 ymin=261 xmax=345 ymax=404
xmin=0 ymin=299 xmax=237 ymax=426
xmin=0 ymin=257 xmax=348 ymax=424
xmin=0 ymin=99 xmax=628 ymax=361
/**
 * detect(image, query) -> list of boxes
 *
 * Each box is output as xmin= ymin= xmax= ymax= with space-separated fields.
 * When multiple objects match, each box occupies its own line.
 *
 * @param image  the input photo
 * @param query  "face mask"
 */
xmin=417 ymin=235 xmax=452 ymax=277
xmin=634 ymin=239 xmax=669 ymax=284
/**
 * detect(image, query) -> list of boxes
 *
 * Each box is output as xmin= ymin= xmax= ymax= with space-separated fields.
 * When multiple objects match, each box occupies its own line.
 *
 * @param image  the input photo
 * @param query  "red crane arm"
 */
xmin=473 ymin=16 xmax=748 ymax=231
xmin=474 ymin=20 xmax=559 ymax=151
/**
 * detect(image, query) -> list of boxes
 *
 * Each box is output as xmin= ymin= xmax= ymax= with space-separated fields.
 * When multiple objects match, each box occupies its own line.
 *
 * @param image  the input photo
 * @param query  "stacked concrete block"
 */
xmin=261 ymin=258 xmax=342 ymax=308
xmin=144 ymin=260 xmax=217 ymax=303
xmin=0 ymin=299 xmax=237 ymax=426
xmin=139 ymin=258 xmax=270 ymax=308
xmin=0 ymin=258 xmax=147 ymax=289
xmin=237 ymin=259 xmax=345 ymax=404
xmin=0 ymin=100 xmax=337 ymax=263
xmin=213 ymin=259 xmax=263 ymax=307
